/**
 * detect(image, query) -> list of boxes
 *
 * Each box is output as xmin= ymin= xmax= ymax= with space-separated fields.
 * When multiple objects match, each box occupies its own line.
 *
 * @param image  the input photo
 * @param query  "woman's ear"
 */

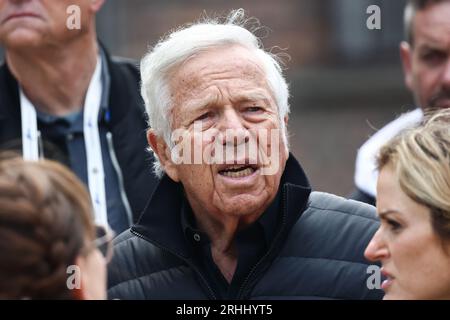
xmin=147 ymin=129 xmax=180 ymax=182
xmin=72 ymin=252 xmax=107 ymax=300
xmin=71 ymin=256 xmax=87 ymax=300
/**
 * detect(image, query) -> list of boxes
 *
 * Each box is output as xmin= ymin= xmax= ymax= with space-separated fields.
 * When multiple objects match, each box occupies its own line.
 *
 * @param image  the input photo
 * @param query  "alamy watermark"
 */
xmin=66 ymin=265 xmax=81 ymax=290
xmin=366 ymin=5 xmax=381 ymax=30
xmin=66 ymin=5 xmax=81 ymax=30
xmin=65 ymin=4 xmax=381 ymax=31
xmin=366 ymin=265 xmax=382 ymax=290
xmin=168 ymin=122 xmax=282 ymax=176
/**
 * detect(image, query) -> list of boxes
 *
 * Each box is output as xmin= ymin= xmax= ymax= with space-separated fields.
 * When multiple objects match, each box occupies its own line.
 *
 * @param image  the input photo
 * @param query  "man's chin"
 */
xmin=215 ymin=194 xmax=270 ymax=218
xmin=3 ymin=28 xmax=46 ymax=48
xmin=428 ymin=98 xmax=450 ymax=110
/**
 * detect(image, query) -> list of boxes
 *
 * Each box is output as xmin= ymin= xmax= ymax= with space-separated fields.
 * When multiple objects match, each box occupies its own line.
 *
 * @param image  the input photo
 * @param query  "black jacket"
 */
xmin=0 ymin=49 xmax=158 ymax=222
xmin=349 ymin=189 xmax=376 ymax=206
xmin=108 ymin=156 xmax=383 ymax=300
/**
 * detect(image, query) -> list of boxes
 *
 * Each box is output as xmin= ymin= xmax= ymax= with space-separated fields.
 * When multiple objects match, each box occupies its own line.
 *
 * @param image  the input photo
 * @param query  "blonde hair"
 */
xmin=377 ymin=109 xmax=450 ymax=241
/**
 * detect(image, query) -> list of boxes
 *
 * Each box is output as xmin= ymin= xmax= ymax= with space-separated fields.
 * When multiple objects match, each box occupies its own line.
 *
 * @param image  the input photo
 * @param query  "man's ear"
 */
xmin=283 ymin=115 xmax=289 ymax=156
xmin=90 ymin=0 xmax=105 ymax=13
xmin=147 ymin=129 xmax=180 ymax=182
xmin=400 ymin=41 xmax=414 ymax=92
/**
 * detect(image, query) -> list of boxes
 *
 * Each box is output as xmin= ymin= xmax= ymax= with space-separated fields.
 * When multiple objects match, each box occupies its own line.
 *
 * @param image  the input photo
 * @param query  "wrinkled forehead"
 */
xmin=177 ymin=45 xmax=265 ymax=77
xmin=413 ymin=2 xmax=450 ymax=47
xmin=168 ymin=45 xmax=271 ymax=99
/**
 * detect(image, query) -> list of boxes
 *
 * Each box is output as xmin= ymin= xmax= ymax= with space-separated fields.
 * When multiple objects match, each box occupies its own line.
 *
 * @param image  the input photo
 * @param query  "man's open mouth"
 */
xmin=218 ymin=165 xmax=257 ymax=178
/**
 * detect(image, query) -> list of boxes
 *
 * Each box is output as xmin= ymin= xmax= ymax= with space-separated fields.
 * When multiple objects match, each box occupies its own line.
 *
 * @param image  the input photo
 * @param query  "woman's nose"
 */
xmin=364 ymin=228 xmax=389 ymax=262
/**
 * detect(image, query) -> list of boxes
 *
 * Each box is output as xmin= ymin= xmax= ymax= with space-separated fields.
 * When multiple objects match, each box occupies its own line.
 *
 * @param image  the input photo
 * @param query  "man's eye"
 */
xmin=196 ymin=112 xmax=211 ymax=121
xmin=421 ymin=51 xmax=446 ymax=64
xmin=245 ymin=106 xmax=263 ymax=113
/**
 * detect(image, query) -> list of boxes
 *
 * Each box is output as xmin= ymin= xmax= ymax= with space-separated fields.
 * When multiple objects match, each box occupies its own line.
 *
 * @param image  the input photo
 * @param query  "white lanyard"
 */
xmin=20 ymin=57 xmax=108 ymax=227
xmin=20 ymin=91 xmax=39 ymax=161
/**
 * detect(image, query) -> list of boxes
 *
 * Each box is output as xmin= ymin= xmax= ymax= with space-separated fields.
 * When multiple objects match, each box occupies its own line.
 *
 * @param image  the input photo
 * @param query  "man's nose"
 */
xmin=10 ymin=0 xmax=31 ymax=5
xmin=441 ymin=58 xmax=450 ymax=90
xmin=364 ymin=228 xmax=389 ymax=262
xmin=218 ymin=109 xmax=248 ymax=146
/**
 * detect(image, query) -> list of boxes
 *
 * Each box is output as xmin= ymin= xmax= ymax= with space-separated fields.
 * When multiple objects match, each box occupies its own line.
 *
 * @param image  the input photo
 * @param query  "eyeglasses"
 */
xmin=90 ymin=225 xmax=115 ymax=263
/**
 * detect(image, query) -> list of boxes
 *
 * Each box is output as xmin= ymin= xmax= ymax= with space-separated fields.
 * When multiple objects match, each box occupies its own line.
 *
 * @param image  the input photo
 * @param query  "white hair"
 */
xmin=140 ymin=9 xmax=290 ymax=177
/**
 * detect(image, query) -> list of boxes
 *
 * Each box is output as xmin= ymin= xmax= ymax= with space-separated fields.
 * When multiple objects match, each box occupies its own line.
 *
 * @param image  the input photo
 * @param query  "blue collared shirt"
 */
xmin=36 ymin=50 xmax=130 ymax=234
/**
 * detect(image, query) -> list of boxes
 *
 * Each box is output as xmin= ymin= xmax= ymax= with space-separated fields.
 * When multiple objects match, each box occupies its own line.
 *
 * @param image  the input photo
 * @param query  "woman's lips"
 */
xmin=381 ymin=268 xmax=395 ymax=291
xmin=381 ymin=277 xmax=394 ymax=290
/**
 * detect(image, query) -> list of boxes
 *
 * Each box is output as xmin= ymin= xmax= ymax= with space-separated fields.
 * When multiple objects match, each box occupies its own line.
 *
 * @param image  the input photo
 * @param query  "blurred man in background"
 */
xmin=352 ymin=0 xmax=450 ymax=205
xmin=0 ymin=0 xmax=158 ymax=234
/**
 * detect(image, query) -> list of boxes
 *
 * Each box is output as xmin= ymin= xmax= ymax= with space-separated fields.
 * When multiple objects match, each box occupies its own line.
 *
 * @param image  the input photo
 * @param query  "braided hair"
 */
xmin=0 ymin=157 xmax=95 ymax=299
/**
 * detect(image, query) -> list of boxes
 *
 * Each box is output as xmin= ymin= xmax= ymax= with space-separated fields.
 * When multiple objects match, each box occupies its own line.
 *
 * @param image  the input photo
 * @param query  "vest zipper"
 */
xmin=106 ymin=132 xmax=133 ymax=226
xmin=131 ymin=228 xmax=218 ymax=300
xmin=236 ymin=186 xmax=288 ymax=299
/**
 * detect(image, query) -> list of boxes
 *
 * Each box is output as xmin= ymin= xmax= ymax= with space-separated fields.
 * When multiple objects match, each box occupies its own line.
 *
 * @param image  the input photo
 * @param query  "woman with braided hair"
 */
xmin=365 ymin=109 xmax=450 ymax=300
xmin=0 ymin=157 xmax=112 ymax=299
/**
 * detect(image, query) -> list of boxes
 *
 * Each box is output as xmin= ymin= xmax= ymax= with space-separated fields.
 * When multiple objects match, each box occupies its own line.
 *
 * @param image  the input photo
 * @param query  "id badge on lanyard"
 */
xmin=20 ymin=57 xmax=108 ymax=227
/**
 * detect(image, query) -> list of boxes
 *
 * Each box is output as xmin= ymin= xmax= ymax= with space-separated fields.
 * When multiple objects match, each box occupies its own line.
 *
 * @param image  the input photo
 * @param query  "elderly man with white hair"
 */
xmin=108 ymin=10 xmax=383 ymax=300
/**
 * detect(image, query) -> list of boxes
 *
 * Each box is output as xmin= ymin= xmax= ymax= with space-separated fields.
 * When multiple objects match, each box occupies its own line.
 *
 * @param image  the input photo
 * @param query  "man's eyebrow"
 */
xmin=416 ymin=36 xmax=448 ymax=51
xmin=232 ymin=91 xmax=272 ymax=104
xmin=418 ymin=44 xmax=445 ymax=52
xmin=183 ymin=95 xmax=218 ymax=112
xmin=182 ymin=91 xmax=272 ymax=111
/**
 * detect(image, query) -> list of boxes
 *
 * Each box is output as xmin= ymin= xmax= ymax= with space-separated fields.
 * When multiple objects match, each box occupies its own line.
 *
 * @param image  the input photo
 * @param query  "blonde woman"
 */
xmin=365 ymin=109 xmax=450 ymax=300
